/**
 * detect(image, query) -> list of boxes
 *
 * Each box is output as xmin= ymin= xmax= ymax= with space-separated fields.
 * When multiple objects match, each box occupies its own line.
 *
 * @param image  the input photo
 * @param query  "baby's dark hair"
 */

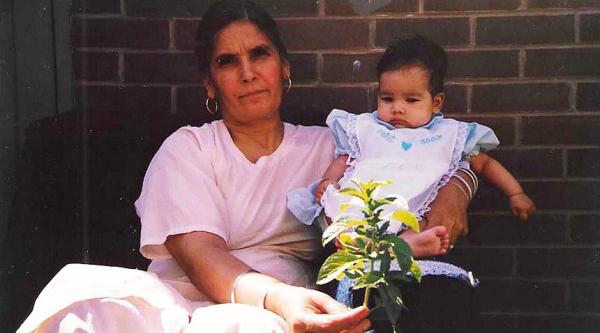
xmin=376 ymin=35 xmax=448 ymax=96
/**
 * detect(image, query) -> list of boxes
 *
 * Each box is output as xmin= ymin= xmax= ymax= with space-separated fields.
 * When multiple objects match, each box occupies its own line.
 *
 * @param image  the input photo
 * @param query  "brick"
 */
xmin=176 ymin=86 xmax=223 ymax=126
xmin=325 ymin=0 xmax=417 ymax=16
xmin=472 ymin=84 xmax=570 ymax=112
xmin=476 ymin=15 xmax=575 ymax=45
xmin=492 ymin=148 xmax=563 ymax=178
xmin=518 ymin=315 xmax=600 ymax=333
xmin=466 ymin=214 xmax=568 ymax=246
xmin=476 ymin=280 xmax=566 ymax=312
xmin=447 ymin=50 xmax=519 ymax=79
xmin=526 ymin=48 xmax=600 ymax=78
xmin=571 ymin=214 xmax=600 ymax=245
xmin=581 ymin=14 xmax=600 ymax=42
xmin=125 ymin=0 xmax=212 ymax=17
xmin=126 ymin=0 xmax=316 ymax=17
xmin=72 ymin=0 xmax=120 ymax=14
xmin=322 ymin=53 xmax=380 ymax=83
xmin=73 ymin=51 xmax=119 ymax=82
xmin=425 ymin=0 xmax=520 ymax=11
xmin=475 ymin=315 xmax=517 ymax=333
xmin=76 ymin=85 xmax=171 ymax=130
xmin=253 ymin=0 xmax=318 ymax=17
xmin=449 ymin=115 xmax=516 ymax=145
xmin=472 ymin=181 xmax=563 ymax=211
xmin=71 ymin=18 xmax=169 ymax=49
xmin=440 ymin=85 xmax=468 ymax=113
xmin=288 ymin=53 xmax=318 ymax=83
xmin=175 ymin=20 xmax=198 ymax=51
xmin=577 ymin=83 xmax=600 ymax=111
xmin=469 ymin=182 xmax=511 ymax=211
xmin=445 ymin=248 xmax=514 ymax=277
xmin=522 ymin=116 xmax=600 ymax=145
xmin=565 ymin=181 xmax=600 ymax=210
xmin=528 ymin=0 xmax=600 ymax=8
xmin=570 ymin=282 xmax=600 ymax=312
xmin=177 ymin=86 xmax=207 ymax=116
xmin=123 ymin=53 xmax=200 ymax=84
xmin=278 ymin=19 xmax=370 ymax=51
xmin=517 ymin=248 xmax=600 ymax=278
xmin=528 ymin=180 xmax=600 ymax=210
xmin=567 ymin=149 xmax=600 ymax=177
xmin=376 ymin=18 xmax=470 ymax=47
xmin=281 ymin=87 xmax=370 ymax=126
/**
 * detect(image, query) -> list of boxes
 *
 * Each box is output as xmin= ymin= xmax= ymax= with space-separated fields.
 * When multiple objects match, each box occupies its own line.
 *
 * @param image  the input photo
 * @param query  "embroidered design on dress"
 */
xmin=413 ymin=121 xmax=469 ymax=220
xmin=401 ymin=141 xmax=412 ymax=151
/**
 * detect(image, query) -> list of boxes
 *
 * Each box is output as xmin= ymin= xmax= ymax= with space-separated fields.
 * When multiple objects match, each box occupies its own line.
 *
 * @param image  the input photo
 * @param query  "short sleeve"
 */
xmin=135 ymin=127 xmax=229 ymax=260
xmin=325 ymin=109 xmax=357 ymax=158
xmin=462 ymin=122 xmax=500 ymax=157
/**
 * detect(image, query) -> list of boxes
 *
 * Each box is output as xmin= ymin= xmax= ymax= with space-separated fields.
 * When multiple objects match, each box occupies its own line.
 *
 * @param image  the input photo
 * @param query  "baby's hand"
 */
xmin=509 ymin=193 xmax=535 ymax=221
xmin=315 ymin=179 xmax=339 ymax=205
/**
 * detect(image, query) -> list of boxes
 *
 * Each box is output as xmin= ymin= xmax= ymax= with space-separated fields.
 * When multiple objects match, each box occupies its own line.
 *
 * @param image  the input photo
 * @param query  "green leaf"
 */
xmin=322 ymin=219 xmax=367 ymax=246
xmin=380 ymin=252 xmax=391 ymax=274
xmin=391 ymin=210 xmax=420 ymax=232
xmin=353 ymin=271 xmax=385 ymax=289
xmin=410 ymin=259 xmax=422 ymax=283
xmin=376 ymin=284 xmax=403 ymax=327
xmin=388 ymin=270 xmax=411 ymax=282
xmin=381 ymin=235 xmax=413 ymax=272
xmin=338 ymin=187 xmax=369 ymax=202
xmin=317 ymin=251 xmax=363 ymax=285
xmin=383 ymin=282 xmax=404 ymax=306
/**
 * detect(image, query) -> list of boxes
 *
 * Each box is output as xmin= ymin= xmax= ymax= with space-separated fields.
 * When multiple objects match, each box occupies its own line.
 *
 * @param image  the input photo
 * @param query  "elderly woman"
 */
xmin=18 ymin=1 xmax=473 ymax=332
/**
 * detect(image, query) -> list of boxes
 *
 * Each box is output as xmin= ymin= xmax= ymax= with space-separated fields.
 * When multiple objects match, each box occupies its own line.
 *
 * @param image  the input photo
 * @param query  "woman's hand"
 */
xmin=423 ymin=175 xmax=471 ymax=245
xmin=266 ymin=284 xmax=371 ymax=333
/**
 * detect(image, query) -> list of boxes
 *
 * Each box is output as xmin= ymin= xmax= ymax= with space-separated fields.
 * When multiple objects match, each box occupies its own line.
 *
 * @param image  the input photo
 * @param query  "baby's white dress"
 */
xmin=287 ymin=109 xmax=499 ymax=234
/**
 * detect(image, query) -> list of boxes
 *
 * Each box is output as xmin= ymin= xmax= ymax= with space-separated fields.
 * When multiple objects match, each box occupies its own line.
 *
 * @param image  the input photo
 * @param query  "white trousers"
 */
xmin=18 ymin=264 xmax=288 ymax=333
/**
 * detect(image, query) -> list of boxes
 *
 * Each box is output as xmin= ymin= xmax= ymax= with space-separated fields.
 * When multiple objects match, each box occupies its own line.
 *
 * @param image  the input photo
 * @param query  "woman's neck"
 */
xmin=223 ymin=118 xmax=285 ymax=163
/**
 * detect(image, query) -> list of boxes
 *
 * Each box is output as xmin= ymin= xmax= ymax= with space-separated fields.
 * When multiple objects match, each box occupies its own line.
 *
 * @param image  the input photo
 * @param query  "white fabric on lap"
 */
xmin=186 ymin=304 xmax=288 ymax=333
xmin=17 ymin=264 xmax=192 ymax=333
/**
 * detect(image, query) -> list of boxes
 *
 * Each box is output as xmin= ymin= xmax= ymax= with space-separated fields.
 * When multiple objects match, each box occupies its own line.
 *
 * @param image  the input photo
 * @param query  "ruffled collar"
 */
xmin=371 ymin=111 xmax=444 ymax=130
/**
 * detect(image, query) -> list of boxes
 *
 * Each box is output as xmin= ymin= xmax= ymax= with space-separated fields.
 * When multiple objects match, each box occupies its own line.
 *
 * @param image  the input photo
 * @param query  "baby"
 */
xmin=288 ymin=35 xmax=534 ymax=258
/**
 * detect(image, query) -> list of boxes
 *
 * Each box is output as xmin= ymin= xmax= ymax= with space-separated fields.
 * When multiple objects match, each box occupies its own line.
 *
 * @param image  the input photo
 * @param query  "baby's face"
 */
xmin=377 ymin=65 xmax=444 ymax=129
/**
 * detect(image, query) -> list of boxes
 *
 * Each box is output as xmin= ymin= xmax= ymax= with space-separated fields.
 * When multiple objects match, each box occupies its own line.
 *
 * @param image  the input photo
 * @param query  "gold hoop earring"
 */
xmin=286 ymin=76 xmax=292 ymax=93
xmin=205 ymin=98 xmax=218 ymax=115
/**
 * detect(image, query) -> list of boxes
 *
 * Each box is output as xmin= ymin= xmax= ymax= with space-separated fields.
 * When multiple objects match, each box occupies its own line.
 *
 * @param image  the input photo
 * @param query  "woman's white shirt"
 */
xmin=135 ymin=121 xmax=335 ymax=305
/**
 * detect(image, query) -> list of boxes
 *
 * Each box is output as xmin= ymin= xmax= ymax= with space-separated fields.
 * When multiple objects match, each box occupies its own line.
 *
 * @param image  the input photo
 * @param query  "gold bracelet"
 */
xmin=448 ymin=180 xmax=470 ymax=202
xmin=230 ymin=268 xmax=257 ymax=304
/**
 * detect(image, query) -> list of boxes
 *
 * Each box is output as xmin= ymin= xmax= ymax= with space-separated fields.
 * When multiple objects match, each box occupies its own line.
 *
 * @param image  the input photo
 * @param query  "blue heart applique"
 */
xmin=401 ymin=141 xmax=412 ymax=151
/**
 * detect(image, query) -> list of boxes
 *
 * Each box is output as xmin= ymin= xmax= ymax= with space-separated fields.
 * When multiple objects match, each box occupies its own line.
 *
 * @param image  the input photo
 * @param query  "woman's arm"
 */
xmin=423 ymin=169 xmax=474 ymax=244
xmin=165 ymin=231 xmax=371 ymax=332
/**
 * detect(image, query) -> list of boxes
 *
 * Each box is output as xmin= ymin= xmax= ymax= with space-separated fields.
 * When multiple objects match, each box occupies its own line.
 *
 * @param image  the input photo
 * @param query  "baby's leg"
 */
xmin=400 ymin=226 xmax=450 ymax=258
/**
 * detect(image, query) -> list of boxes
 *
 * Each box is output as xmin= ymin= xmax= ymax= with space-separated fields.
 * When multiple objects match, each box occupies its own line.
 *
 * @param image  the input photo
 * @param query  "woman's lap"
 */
xmin=18 ymin=264 xmax=289 ymax=333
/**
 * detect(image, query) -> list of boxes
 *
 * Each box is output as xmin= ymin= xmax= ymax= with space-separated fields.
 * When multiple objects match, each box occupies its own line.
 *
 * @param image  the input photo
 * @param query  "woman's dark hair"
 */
xmin=195 ymin=0 xmax=288 ymax=78
xmin=376 ymin=35 xmax=448 ymax=96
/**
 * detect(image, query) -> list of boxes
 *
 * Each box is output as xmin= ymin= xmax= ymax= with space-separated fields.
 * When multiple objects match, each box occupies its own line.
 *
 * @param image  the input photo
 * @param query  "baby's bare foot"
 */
xmin=401 ymin=226 xmax=450 ymax=258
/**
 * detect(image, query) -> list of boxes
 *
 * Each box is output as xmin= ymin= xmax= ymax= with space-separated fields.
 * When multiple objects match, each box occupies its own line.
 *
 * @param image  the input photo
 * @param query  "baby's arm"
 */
xmin=315 ymin=154 xmax=349 ymax=204
xmin=469 ymin=153 xmax=535 ymax=221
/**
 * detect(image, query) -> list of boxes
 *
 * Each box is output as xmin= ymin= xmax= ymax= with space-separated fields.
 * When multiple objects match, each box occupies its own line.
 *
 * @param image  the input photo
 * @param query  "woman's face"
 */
xmin=204 ymin=20 xmax=290 ymax=124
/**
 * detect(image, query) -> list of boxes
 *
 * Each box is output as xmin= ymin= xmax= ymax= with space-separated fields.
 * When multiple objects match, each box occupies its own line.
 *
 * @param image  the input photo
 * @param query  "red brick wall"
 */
xmin=72 ymin=1 xmax=600 ymax=331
